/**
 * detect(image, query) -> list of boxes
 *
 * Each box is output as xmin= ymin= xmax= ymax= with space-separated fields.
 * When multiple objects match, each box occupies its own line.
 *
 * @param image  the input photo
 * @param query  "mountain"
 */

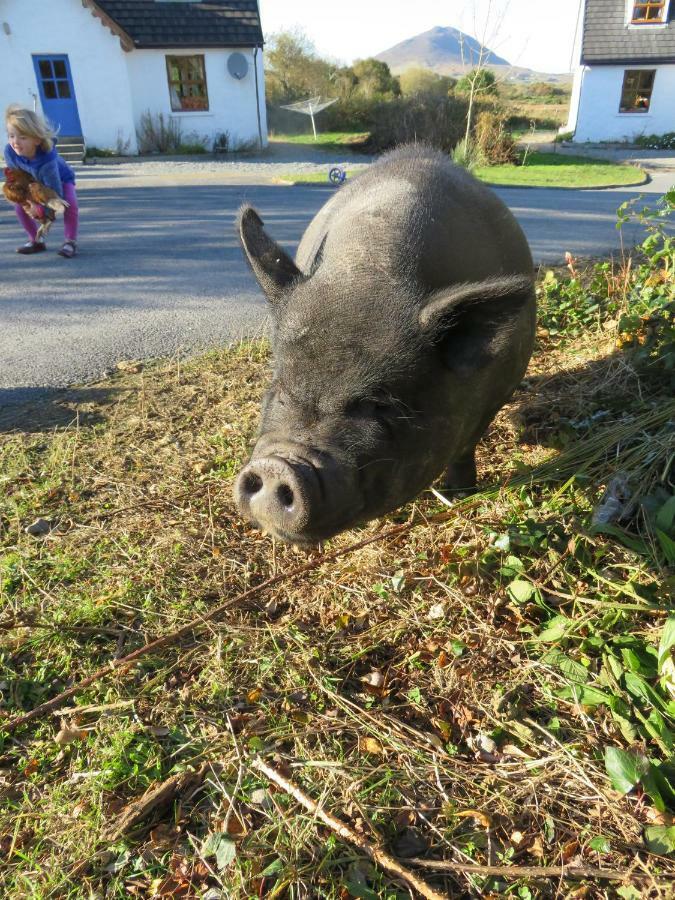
xmin=375 ymin=25 xmax=510 ymax=72
xmin=375 ymin=25 xmax=571 ymax=84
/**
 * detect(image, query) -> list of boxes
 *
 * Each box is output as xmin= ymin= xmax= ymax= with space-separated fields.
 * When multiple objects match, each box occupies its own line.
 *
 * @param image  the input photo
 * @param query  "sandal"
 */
xmin=17 ymin=241 xmax=46 ymax=254
xmin=58 ymin=241 xmax=77 ymax=258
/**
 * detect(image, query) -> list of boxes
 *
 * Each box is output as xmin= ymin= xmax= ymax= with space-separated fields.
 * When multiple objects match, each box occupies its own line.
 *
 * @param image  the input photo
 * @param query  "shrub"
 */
xmin=634 ymin=131 xmax=675 ymax=150
xmin=474 ymin=111 xmax=518 ymax=164
xmin=365 ymin=95 xmax=470 ymax=153
xmin=451 ymin=137 xmax=482 ymax=171
xmin=539 ymin=190 xmax=674 ymax=384
xmin=137 ymin=111 xmax=182 ymax=154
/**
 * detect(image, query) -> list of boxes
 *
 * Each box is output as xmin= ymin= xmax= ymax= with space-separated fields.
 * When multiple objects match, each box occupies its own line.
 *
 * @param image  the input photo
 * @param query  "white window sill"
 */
xmin=169 ymin=111 xmax=215 ymax=117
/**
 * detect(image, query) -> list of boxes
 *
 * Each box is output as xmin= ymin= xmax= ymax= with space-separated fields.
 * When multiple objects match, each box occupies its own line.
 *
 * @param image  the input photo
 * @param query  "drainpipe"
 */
xmin=253 ymin=44 xmax=264 ymax=150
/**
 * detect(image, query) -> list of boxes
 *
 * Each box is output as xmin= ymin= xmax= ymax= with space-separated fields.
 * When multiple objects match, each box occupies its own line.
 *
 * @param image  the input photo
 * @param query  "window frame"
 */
xmin=165 ymin=54 xmax=209 ymax=112
xmin=630 ymin=0 xmax=668 ymax=23
xmin=618 ymin=68 xmax=656 ymax=113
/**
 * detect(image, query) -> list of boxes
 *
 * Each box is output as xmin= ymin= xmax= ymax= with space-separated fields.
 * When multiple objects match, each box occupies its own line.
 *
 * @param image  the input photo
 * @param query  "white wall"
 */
xmin=0 ymin=0 xmax=138 ymax=152
xmin=572 ymin=64 xmax=675 ymax=142
xmin=126 ymin=46 xmax=267 ymax=151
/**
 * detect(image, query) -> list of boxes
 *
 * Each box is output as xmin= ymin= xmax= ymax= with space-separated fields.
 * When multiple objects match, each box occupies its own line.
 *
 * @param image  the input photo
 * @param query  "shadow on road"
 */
xmin=0 ymin=386 xmax=119 ymax=433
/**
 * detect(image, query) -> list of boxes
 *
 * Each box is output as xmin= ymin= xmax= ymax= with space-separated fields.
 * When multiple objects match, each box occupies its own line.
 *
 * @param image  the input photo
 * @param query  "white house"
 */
xmin=566 ymin=0 xmax=675 ymax=142
xmin=0 ymin=0 xmax=267 ymax=156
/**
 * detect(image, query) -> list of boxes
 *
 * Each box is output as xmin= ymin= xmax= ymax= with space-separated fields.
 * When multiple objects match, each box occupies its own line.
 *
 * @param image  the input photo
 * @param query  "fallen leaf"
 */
xmin=22 ymin=759 xmax=40 ymax=776
xmin=55 ymin=724 xmax=88 ymax=746
xmin=360 ymin=736 xmax=384 ymax=756
xmin=455 ymin=809 xmax=492 ymax=829
xmin=361 ymin=671 xmax=385 ymax=688
xmin=25 ymin=518 xmax=52 ymax=537
xmin=427 ymin=602 xmax=445 ymax=620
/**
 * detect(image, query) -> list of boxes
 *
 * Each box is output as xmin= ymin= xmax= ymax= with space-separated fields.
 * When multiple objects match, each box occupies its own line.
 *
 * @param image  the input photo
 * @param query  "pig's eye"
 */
xmin=345 ymin=398 xmax=395 ymax=434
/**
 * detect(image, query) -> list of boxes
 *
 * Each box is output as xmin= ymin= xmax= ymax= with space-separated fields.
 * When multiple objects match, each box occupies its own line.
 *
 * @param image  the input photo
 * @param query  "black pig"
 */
xmin=234 ymin=145 xmax=535 ymax=545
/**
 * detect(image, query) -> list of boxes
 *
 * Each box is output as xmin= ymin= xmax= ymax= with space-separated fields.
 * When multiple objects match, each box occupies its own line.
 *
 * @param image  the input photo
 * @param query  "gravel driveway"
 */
xmin=81 ymin=141 xmax=375 ymax=185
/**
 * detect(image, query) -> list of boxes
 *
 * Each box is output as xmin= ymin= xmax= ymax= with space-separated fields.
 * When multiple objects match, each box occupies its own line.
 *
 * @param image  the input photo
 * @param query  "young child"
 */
xmin=4 ymin=104 xmax=79 ymax=257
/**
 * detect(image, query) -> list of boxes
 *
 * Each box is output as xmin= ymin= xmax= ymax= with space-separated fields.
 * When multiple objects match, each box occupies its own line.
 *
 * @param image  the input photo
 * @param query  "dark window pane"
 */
xmin=53 ymin=60 xmax=67 ymax=79
xmin=166 ymin=55 xmax=208 ymax=111
xmin=43 ymin=81 xmax=57 ymax=99
xmin=57 ymin=81 xmax=71 ymax=99
xmin=39 ymin=60 xmax=52 ymax=79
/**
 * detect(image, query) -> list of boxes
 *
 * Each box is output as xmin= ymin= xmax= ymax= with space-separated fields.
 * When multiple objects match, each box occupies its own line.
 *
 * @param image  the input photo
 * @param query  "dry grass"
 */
xmin=0 ymin=316 xmax=673 ymax=897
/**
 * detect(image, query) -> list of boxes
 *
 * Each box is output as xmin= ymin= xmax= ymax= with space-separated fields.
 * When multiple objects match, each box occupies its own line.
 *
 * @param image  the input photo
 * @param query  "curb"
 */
xmin=485 ymin=171 xmax=651 ymax=191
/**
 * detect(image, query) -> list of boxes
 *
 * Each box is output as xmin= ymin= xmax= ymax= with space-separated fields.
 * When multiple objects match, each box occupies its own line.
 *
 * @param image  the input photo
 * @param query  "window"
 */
xmin=166 ymin=55 xmax=208 ymax=111
xmin=619 ymin=69 xmax=655 ymax=112
xmin=631 ymin=1 xmax=666 ymax=22
xmin=37 ymin=58 xmax=71 ymax=101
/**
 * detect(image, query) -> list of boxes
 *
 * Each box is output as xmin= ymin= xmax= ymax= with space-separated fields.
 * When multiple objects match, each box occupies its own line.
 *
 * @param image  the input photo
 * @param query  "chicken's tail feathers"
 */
xmin=46 ymin=198 xmax=70 ymax=213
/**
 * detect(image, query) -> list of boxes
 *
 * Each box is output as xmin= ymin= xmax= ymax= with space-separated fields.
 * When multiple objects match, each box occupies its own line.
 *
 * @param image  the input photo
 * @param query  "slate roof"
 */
xmin=92 ymin=0 xmax=263 ymax=49
xmin=581 ymin=0 xmax=675 ymax=64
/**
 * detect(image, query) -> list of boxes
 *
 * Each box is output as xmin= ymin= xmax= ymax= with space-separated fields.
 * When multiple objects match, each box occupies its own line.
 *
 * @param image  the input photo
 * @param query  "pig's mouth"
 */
xmin=234 ymin=445 xmax=364 ymax=545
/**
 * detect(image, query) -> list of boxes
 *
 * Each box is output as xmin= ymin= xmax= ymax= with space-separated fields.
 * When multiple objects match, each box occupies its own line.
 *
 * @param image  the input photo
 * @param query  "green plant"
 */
xmin=634 ymin=131 xmax=675 ymax=150
xmin=615 ymin=190 xmax=675 ymax=378
xmin=451 ymin=136 xmax=483 ymax=171
xmin=136 ymin=110 xmax=182 ymax=154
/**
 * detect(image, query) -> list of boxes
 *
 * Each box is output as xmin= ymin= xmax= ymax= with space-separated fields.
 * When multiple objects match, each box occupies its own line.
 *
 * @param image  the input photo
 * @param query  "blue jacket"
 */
xmin=3 ymin=141 xmax=75 ymax=198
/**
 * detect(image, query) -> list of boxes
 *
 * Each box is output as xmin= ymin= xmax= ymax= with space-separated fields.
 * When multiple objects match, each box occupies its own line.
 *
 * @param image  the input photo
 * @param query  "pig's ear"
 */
xmin=419 ymin=275 xmax=534 ymax=372
xmin=239 ymin=206 xmax=305 ymax=303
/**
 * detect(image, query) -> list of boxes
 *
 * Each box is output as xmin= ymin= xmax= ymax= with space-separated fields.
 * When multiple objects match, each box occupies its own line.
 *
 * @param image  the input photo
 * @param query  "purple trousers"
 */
xmin=14 ymin=181 xmax=79 ymax=242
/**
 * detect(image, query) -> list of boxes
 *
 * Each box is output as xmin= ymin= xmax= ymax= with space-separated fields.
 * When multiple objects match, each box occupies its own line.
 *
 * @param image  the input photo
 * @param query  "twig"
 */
xmin=407 ymin=857 xmax=665 ymax=883
xmin=1 ymin=520 xmax=417 ymax=734
xmin=252 ymin=757 xmax=448 ymax=900
xmin=105 ymin=765 xmax=208 ymax=841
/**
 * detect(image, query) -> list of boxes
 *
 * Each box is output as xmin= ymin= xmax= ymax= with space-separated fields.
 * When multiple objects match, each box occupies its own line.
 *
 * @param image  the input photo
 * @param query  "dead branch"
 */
xmin=252 ymin=757 xmax=448 ymax=900
xmin=407 ymin=857 xmax=666 ymax=884
xmin=105 ymin=765 xmax=208 ymax=841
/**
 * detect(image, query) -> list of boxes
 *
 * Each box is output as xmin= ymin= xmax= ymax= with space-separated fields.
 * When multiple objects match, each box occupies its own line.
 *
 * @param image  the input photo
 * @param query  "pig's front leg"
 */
xmin=441 ymin=449 xmax=477 ymax=493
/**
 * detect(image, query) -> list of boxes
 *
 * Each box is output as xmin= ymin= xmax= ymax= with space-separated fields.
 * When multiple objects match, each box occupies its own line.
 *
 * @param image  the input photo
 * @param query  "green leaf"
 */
xmin=644 ymin=825 xmax=675 ymax=856
xmin=493 ymin=533 xmax=511 ymax=552
xmin=658 ymin=618 xmax=675 ymax=673
xmin=656 ymin=496 xmax=675 ymax=532
xmin=261 ymin=858 xmax=284 ymax=877
xmin=589 ymin=523 xmax=649 ymax=555
xmin=588 ymin=835 xmax=611 ymax=854
xmin=624 ymin=671 xmax=665 ymax=711
xmin=507 ymin=579 xmax=535 ymax=603
xmin=656 ymin=529 xmax=675 ymax=566
xmin=604 ymin=746 xmax=650 ymax=795
xmin=537 ymin=616 xmax=571 ymax=643
xmin=202 ymin=832 xmax=236 ymax=871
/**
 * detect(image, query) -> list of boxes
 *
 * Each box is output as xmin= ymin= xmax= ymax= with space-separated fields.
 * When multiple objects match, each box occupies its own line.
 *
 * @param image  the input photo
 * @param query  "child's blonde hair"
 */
xmin=5 ymin=104 xmax=57 ymax=152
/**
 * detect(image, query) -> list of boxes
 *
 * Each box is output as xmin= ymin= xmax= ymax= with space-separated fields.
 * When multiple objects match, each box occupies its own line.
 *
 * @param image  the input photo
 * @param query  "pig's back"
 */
xmin=296 ymin=144 xmax=532 ymax=291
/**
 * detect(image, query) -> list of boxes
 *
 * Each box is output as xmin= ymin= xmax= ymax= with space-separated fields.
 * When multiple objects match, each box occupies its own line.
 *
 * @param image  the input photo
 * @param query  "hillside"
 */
xmin=376 ymin=25 xmax=572 ymax=84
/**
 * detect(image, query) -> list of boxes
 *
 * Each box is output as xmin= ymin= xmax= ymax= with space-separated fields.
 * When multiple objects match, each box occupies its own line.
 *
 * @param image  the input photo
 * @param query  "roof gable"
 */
xmin=582 ymin=0 xmax=675 ymax=64
xmin=91 ymin=0 xmax=263 ymax=49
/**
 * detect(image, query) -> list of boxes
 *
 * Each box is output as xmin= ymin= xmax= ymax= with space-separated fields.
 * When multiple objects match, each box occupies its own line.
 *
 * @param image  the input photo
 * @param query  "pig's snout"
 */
xmin=234 ymin=447 xmax=362 ymax=544
xmin=235 ymin=455 xmax=318 ymax=538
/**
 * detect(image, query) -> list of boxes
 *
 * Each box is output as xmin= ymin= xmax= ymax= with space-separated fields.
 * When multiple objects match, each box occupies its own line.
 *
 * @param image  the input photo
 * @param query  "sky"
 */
xmin=258 ymin=0 xmax=584 ymax=74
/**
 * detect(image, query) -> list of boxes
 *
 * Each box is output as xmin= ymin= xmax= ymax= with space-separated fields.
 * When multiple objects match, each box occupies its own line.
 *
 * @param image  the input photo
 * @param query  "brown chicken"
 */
xmin=2 ymin=167 xmax=69 ymax=241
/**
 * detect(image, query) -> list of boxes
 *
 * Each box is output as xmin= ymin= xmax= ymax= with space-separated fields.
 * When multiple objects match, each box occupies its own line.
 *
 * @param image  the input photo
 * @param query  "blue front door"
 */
xmin=32 ymin=55 xmax=82 ymax=136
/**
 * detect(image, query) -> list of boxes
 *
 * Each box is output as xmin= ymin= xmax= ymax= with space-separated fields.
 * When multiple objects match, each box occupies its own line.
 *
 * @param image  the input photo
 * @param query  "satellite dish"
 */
xmin=227 ymin=53 xmax=249 ymax=80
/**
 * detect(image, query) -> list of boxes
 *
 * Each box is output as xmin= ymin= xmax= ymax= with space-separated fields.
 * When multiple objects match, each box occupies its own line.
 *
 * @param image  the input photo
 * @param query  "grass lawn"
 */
xmin=278 ymin=152 xmax=646 ymax=189
xmin=1 ymin=253 xmax=674 ymax=895
xmin=477 ymin=151 xmax=646 ymax=188
xmin=269 ymin=131 xmax=371 ymax=149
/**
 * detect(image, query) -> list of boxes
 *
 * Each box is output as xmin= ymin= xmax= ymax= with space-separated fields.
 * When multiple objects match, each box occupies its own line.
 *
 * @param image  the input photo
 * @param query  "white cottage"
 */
xmin=0 ymin=0 xmax=267 ymax=157
xmin=566 ymin=0 xmax=675 ymax=142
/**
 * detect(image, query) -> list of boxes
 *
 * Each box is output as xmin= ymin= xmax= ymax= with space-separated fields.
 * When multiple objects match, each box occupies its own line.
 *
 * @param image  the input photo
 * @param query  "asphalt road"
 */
xmin=1 ymin=171 xmax=672 ymax=414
